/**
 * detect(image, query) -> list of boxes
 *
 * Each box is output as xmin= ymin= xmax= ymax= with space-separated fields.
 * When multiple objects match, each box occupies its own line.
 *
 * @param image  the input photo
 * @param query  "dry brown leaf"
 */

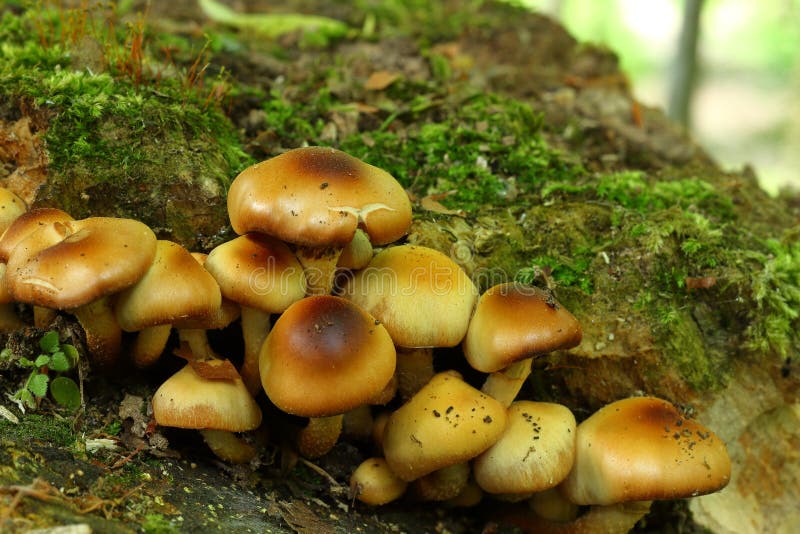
xmin=0 ymin=117 xmax=48 ymax=204
xmin=419 ymin=193 xmax=466 ymax=217
xmin=363 ymin=70 xmax=400 ymax=91
xmin=189 ymin=358 xmax=240 ymax=380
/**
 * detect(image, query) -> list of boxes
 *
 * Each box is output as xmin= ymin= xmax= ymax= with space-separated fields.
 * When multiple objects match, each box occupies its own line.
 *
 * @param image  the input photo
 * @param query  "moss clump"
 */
xmin=0 ymin=7 xmax=251 ymax=249
xmin=0 ymin=413 xmax=77 ymax=448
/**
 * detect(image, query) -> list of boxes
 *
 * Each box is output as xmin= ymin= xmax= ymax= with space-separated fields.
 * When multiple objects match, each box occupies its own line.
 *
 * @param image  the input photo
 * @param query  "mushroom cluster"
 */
xmin=0 ymin=146 xmax=732 ymax=531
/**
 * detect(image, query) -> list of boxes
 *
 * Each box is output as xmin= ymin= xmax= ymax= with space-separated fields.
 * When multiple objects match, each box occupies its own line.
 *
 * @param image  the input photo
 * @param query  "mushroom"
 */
xmin=0 ymin=207 xmax=74 ymax=328
xmin=0 ymin=189 xmax=27 ymax=331
xmin=114 ymin=240 xmax=222 ymax=367
xmin=473 ymin=401 xmax=576 ymax=499
xmin=227 ymin=146 xmax=412 ymax=295
xmin=463 ymin=283 xmax=582 ymax=406
xmin=382 ymin=371 xmax=507 ymax=484
xmin=203 ymin=233 xmax=306 ymax=394
xmin=259 ymin=295 xmax=396 ymax=457
xmin=343 ymin=244 xmax=479 ymax=399
xmin=349 ymin=457 xmax=408 ymax=506
xmin=152 ymin=358 xmax=262 ymax=463
xmin=528 ymin=396 xmax=731 ymax=533
xmin=6 ymin=217 xmax=157 ymax=368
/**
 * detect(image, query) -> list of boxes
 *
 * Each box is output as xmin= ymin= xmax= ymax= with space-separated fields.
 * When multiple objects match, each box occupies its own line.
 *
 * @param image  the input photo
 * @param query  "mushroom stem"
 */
xmin=199 ymin=429 xmax=256 ymax=464
xmin=295 ymin=245 xmax=343 ymax=296
xmin=412 ymin=462 xmax=471 ymax=501
xmin=523 ymin=500 xmax=652 ymax=534
xmin=480 ymin=357 xmax=532 ymax=407
xmin=396 ymin=347 xmax=434 ymax=400
xmin=296 ymin=415 xmax=343 ymax=458
xmin=178 ymin=328 xmax=218 ymax=361
xmin=131 ymin=324 xmax=173 ymax=368
xmin=33 ymin=305 xmax=57 ymax=328
xmin=72 ymin=297 xmax=121 ymax=369
xmin=240 ymin=305 xmax=271 ymax=395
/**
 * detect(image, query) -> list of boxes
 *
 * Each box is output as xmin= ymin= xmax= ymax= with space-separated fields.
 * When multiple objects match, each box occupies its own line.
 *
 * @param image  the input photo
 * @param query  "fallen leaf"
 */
xmin=364 ymin=70 xmax=400 ymax=91
xmin=419 ymin=192 xmax=466 ymax=216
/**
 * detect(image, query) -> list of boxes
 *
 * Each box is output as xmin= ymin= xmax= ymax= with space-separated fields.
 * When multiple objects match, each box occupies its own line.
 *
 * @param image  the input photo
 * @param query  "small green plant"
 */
xmin=3 ymin=331 xmax=81 ymax=411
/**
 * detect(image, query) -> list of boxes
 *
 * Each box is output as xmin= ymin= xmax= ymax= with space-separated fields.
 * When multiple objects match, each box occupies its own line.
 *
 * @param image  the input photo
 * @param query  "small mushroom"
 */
xmin=203 ymin=233 xmax=306 ymax=394
xmin=473 ymin=401 xmax=576 ymax=497
xmin=6 ymin=217 xmax=157 ymax=368
xmin=152 ymin=359 xmax=262 ymax=463
xmin=530 ymin=396 xmax=732 ymax=533
xmin=382 ymin=371 xmax=507 ymax=483
xmin=227 ymin=146 xmax=412 ymax=295
xmin=343 ymin=244 xmax=479 ymax=399
xmin=259 ymin=295 xmax=396 ymax=457
xmin=114 ymin=240 xmax=222 ymax=367
xmin=349 ymin=457 xmax=408 ymax=506
xmin=463 ymin=283 xmax=582 ymax=406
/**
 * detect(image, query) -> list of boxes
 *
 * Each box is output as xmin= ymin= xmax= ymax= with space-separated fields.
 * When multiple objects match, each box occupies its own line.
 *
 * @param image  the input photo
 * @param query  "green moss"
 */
xmin=0 ymin=7 xmax=252 ymax=248
xmin=0 ymin=413 xmax=77 ymax=448
xmin=142 ymin=514 xmax=181 ymax=534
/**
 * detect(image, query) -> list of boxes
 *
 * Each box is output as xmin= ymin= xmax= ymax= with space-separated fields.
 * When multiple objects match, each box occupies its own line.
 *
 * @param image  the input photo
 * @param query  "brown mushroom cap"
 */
xmin=227 ymin=146 xmax=412 ymax=247
xmin=559 ymin=396 xmax=732 ymax=506
xmin=259 ymin=295 xmax=396 ymax=417
xmin=0 ymin=207 xmax=73 ymax=262
xmin=6 ymin=217 xmax=157 ymax=309
xmin=382 ymin=371 xmax=508 ymax=482
xmin=343 ymin=244 xmax=478 ymax=348
xmin=473 ymin=401 xmax=576 ymax=495
xmin=204 ymin=233 xmax=306 ymax=312
xmin=152 ymin=360 xmax=262 ymax=432
xmin=463 ymin=282 xmax=582 ymax=373
xmin=114 ymin=240 xmax=222 ymax=331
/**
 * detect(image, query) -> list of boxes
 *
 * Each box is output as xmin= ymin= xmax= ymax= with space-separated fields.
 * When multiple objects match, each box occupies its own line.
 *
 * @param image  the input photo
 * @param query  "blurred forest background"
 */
xmin=522 ymin=0 xmax=800 ymax=194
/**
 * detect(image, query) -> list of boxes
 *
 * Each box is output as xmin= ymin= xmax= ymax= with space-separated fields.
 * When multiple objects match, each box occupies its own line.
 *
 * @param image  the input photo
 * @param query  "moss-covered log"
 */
xmin=1 ymin=1 xmax=798 ymax=532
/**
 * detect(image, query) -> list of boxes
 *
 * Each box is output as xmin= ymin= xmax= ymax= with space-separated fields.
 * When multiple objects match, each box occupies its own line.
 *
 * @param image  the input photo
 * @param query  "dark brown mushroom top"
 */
xmin=259 ymin=295 xmax=396 ymax=417
xmin=227 ymin=146 xmax=412 ymax=247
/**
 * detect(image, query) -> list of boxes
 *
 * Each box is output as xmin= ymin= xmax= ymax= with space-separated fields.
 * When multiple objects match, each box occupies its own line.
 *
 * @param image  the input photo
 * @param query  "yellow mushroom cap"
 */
xmin=559 ymin=396 xmax=732 ymax=506
xmin=382 ymin=371 xmax=508 ymax=482
xmin=6 ymin=217 xmax=157 ymax=309
xmin=350 ymin=457 xmax=408 ymax=506
xmin=0 ymin=187 xmax=27 ymax=235
xmin=463 ymin=282 xmax=582 ymax=373
xmin=259 ymin=295 xmax=396 ymax=417
xmin=342 ymin=244 xmax=478 ymax=348
xmin=227 ymin=146 xmax=412 ymax=247
xmin=114 ymin=240 xmax=222 ymax=332
xmin=473 ymin=401 xmax=576 ymax=495
xmin=152 ymin=361 xmax=262 ymax=432
xmin=204 ymin=233 xmax=306 ymax=312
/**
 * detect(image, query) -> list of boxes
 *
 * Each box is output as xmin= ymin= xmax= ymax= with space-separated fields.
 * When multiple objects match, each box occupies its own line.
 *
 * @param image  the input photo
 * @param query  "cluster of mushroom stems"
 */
xmin=0 ymin=147 xmax=731 ymax=532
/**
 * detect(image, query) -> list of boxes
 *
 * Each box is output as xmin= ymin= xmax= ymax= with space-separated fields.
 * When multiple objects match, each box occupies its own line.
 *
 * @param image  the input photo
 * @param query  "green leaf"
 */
xmin=16 ymin=389 xmax=36 ymax=409
xmin=39 ymin=331 xmax=60 ymax=353
xmin=0 ymin=347 xmax=13 ymax=361
xmin=62 ymin=344 xmax=79 ymax=365
xmin=34 ymin=354 xmax=51 ymax=368
xmin=49 ymin=351 xmax=72 ymax=372
xmin=28 ymin=373 xmax=49 ymax=397
xmin=17 ymin=357 xmax=35 ymax=368
xmin=50 ymin=377 xmax=80 ymax=410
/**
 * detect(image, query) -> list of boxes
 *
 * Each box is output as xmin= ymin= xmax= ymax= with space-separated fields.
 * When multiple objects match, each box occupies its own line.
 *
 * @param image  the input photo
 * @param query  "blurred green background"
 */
xmin=521 ymin=0 xmax=800 ymax=194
